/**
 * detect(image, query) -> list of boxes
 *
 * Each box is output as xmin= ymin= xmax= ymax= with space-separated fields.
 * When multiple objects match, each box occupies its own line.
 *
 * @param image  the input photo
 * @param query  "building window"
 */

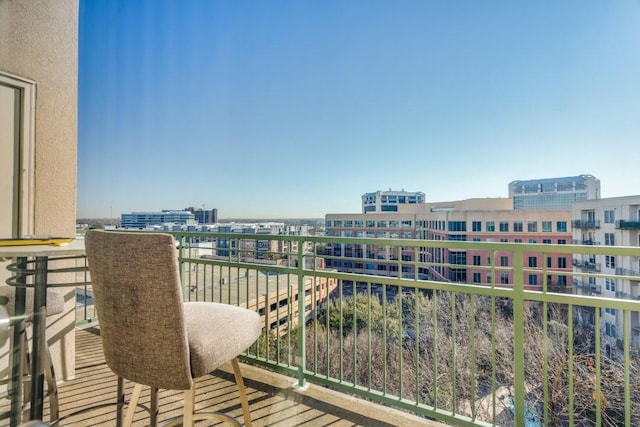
xmin=605 ymin=322 xmax=617 ymax=338
xmin=500 ymin=256 xmax=509 ymax=267
xmin=333 ymin=220 xmax=343 ymax=227
xmin=486 ymin=221 xmax=495 ymax=232
xmin=558 ymin=257 xmax=567 ymax=268
xmin=500 ymin=238 xmax=508 ymax=243
xmin=604 ymin=210 xmax=615 ymax=224
xmin=513 ymin=221 xmax=523 ymax=232
xmin=487 ymin=274 xmax=492 ymax=283
xmin=448 ymin=221 xmax=467 ymax=232
xmin=500 ymin=273 xmax=509 ymax=284
xmin=557 ymin=239 xmax=566 ymax=245
xmin=528 ymin=275 xmax=538 ymax=285
xmin=605 ymin=233 xmax=615 ymax=246
xmin=543 ymin=239 xmax=551 ymax=244
xmin=514 ymin=238 xmax=522 ymax=243
xmin=606 ymin=278 xmax=616 ymax=292
xmin=389 ymin=220 xmax=399 ymax=228
xmin=473 ymin=272 xmax=481 ymax=283
xmin=556 ymin=221 xmax=567 ymax=232
xmin=605 ymin=307 xmax=617 ymax=316
xmin=528 ymin=239 xmax=537 ymax=243
xmin=528 ymin=256 xmax=537 ymax=267
xmin=499 ymin=221 xmax=509 ymax=232
xmin=542 ymin=221 xmax=552 ymax=232
xmin=377 ymin=220 xmax=387 ymax=228
xmin=606 ymin=255 xmax=616 ymax=269
xmin=527 ymin=221 xmax=538 ymax=232
xmin=366 ymin=220 xmax=375 ymax=227
xmin=547 ymin=257 xmax=552 ymax=268
xmin=472 ymin=221 xmax=482 ymax=232
xmin=473 ymin=255 xmax=481 ymax=266
xmin=354 ymin=220 xmax=363 ymax=227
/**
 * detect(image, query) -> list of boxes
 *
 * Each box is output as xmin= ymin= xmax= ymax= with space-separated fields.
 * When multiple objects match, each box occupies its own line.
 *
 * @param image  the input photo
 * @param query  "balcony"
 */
xmin=572 ymin=278 xmax=602 ymax=294
xmin=572 ymin=220 xmax=601 ymax=229
xmin=572 ymin=239 xmax=600 ymax=246
xmin=5 ymin=233 xmax=640 ymax=426
xmin=572 ymin=258 xmax=602 ymax=272
xmin=616 ymin=267 xmax=640 ymax=278
xmin=616 ymin=220 xmax=640 ymax=230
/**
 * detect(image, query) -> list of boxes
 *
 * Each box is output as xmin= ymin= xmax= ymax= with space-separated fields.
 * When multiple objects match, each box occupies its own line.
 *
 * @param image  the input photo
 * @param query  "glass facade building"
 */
xmin=509 ymin=175 xmax=600 ymax=210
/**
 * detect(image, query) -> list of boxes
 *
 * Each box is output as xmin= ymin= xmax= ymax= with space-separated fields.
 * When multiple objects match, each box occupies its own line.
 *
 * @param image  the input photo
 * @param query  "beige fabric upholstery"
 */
xmin=0 ymin=287 xmax=65 ymax=318
xmin=84 ymin=230 xmax=261 ymax=393
xmin=184 ymin=302 xmax=261 ymax=378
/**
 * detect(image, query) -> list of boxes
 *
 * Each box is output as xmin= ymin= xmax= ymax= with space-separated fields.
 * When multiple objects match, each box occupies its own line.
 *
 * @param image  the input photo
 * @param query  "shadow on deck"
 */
xmin=52 ymin=327 xmax=442 ymax=426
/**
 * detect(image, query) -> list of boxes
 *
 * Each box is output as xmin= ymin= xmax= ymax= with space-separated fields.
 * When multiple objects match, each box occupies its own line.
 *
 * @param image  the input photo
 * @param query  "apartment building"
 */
xmin=509 ymin=174 xmax=600 ymax=210
xmin=572 ymin=195 xmax=640 ymax=350
xmin=361 ymin=189 xmax=425 ymax=213
xmin=326 ymin=198 xmax=573 ymax=291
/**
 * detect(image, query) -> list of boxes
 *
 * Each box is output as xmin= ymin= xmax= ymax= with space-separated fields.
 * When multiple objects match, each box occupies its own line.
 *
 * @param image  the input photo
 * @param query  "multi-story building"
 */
xmin=121 ymin=210 xmax=195 ymax=229
xmin=361 ymin=189 xmax=425 ymax=213
xmin=509 ymin=174 xmax=600 ymax=210
xmin=185 ymin=207 xmax=218 ymax=224
xmin=572 ymin=195 xmax=640 ymax=351
xmin=326 ymin=198 xmax=573 ymax=291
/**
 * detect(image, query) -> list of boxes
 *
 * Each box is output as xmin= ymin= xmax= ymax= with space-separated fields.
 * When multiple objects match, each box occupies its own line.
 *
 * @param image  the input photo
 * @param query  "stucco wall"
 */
xmin=0 ymin=0 xmax=78 ymax=237
xmin=0 ymin=0 xmax=79 ymax=381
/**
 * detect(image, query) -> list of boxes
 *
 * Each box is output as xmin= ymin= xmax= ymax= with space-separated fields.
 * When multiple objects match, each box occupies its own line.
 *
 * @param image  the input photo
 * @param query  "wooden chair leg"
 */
xmin=231 ymin=358 xmax=252 ymax=427
xmin=124 ymin=383 xmax=143 ymax=427
xmin=43 ymin=342 xmax=59 ymax=422
xmin=183 ymin=384 xmax=196 ymax=427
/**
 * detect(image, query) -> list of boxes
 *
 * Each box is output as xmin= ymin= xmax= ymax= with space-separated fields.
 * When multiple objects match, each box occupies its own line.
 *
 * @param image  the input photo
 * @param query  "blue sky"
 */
xmin=78 ymin=1 xmax=640 ymax=219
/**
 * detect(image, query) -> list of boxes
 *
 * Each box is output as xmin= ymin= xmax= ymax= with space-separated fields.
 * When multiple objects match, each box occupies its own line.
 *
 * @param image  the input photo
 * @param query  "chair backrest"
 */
xmin=84 ymin=230 xmax=193 ymax=390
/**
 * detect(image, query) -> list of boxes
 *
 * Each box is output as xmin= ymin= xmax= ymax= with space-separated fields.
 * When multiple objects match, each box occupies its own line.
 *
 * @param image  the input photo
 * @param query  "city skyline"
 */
xmin=78 ymin=1 xmax=640 ymax=219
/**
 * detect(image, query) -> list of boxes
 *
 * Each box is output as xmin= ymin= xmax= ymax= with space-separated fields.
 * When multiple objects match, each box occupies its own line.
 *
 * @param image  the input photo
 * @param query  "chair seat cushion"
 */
xmin=184 ymin=302 xmax=261 ymax=378
xmin=0 ymin=287 xmax=65 ymax=318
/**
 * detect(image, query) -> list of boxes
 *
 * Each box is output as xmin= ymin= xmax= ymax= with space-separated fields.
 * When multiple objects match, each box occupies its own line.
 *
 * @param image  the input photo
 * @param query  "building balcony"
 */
xmin=4 ymin=233 xmax=640 ymax=426
xmin=616 ymin=220 xmax=640 ymax=230
xmin=572 ymin=219 xmax=601 ymax=229
xmin=615 ymin=267 xmax=640 ymax=278
xmin=572 ymin=239 xmax=600 ymax=246
xmin=572 ymin=278 xmax=602 ymax=294
xmin=572 ymin=258 xmax=602 ymax=272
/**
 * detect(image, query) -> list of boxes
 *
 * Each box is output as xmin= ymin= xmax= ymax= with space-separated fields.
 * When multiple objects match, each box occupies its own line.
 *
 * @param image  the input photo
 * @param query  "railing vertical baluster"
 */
xmin=383 ymin=282 xmax=388 ymax=395
xmin=513 ymin=247 xmax=525 ymax=426
xmin=368 ymin=281 xmax=372 ymax=391
xmin=470 ymin=294 xmax=476 ymax=421
xmin=296 ymin=236 xmax=306 ymax=387
xmin=624 ymin=309 xmax=631 ymax=426
xmin=568 ymin=304 xmax=574 ymax=425
xmin=595 ymin=307 xmax=601 ymax=426
xmin=451 ymin=291 xmax=456 ymax=414
xmin=433 ymin=290 xmax=438 ymax=410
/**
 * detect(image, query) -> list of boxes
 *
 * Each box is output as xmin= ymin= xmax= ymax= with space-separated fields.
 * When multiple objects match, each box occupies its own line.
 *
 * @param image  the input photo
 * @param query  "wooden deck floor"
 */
xmin=38 ymin=327 xmax=440 ymax=426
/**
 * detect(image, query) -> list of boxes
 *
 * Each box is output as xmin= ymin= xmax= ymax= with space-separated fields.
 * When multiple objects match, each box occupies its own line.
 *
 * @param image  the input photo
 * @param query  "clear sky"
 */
xmin=77 ymin=1 xmax=640 ymax=219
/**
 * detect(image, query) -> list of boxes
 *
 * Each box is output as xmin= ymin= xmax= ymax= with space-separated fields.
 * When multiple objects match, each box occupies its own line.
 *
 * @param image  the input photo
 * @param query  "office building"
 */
xmin=362 ymin=189 xmax=425 ymax=213
xmin=185 ymin=206 xmax=218 ymax=224
xmin=509 ymin=175 xmax=600 ymax=210
xmin=121 ymin=210 xmax=195 ymax=229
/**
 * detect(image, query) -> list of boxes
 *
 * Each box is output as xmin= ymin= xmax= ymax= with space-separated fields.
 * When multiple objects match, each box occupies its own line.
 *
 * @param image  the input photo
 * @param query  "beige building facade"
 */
xmin=1 ymin=0 xmax=79 ymax=380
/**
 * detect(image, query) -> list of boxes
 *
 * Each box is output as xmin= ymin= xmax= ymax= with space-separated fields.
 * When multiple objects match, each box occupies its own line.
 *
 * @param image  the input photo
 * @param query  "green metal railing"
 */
xmin=76 ymin=231 xmax=640 ymax=426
